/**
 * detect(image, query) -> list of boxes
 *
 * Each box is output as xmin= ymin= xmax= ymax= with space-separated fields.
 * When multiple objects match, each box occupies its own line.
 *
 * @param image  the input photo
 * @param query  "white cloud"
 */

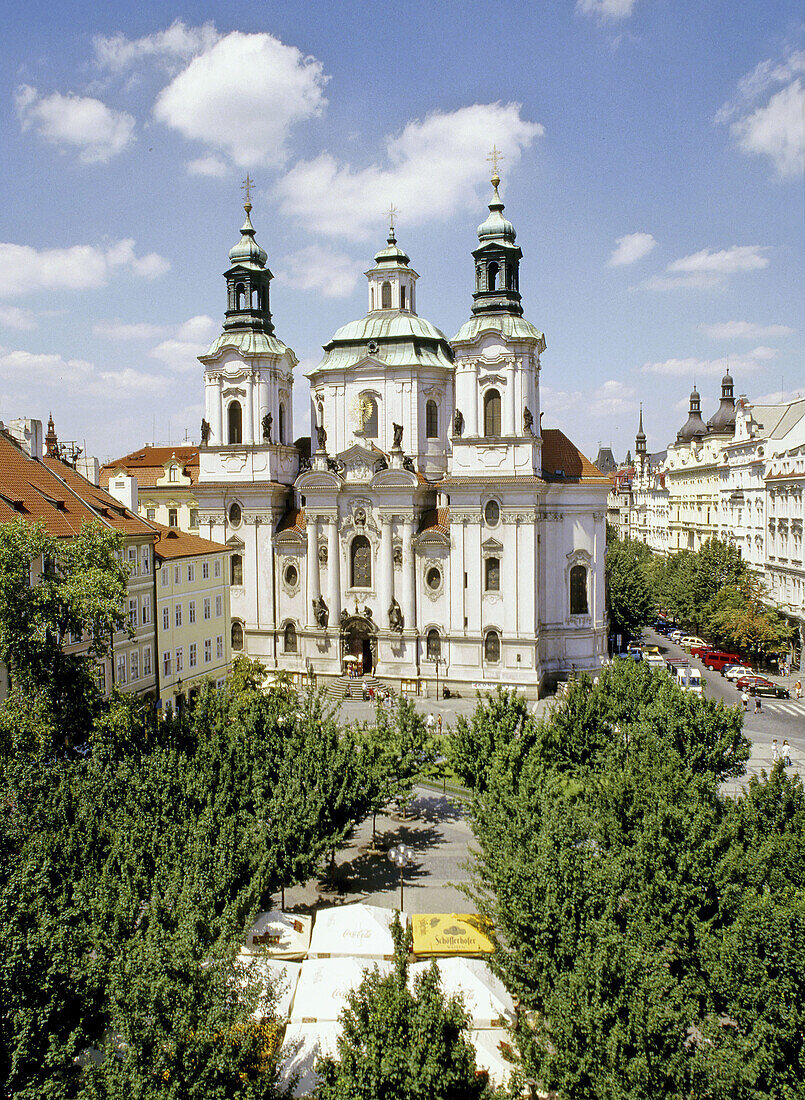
xmin=699 ymin=320 xmax=795 ymax=340
xmin=542 ymin=379 xmax=636 ymax=416
xmin=15 ymin=85 xmax=134 ymax=165
xmin=93 ymin=20 xmax=220 ymax=71
xmin=93 ymin=321 xmax=165 ymax=340
xmin=608 ymin=232 xmax=656 ymax=266
xmin=0 ymin=240 xmax=170 ymax=299
xmin=154 ymin=31 xmax=328 ymax=167
xmin=175 ymin=315 xmax=217 ymax=341
xmin=577 ymin=0 xmax=638 ymax=19
xmin=276 ymin=246 xmax=361 ymax=299
xmin=187 ymin=155 xmax=229 ymax=178
xmin=716 ymin=50 xmax=805 ymax=179
xmin=752 ymin=387 xmax=805 ymax=404
xmin=0 ymin=306 xmax=36 ymax=331
xmin=276 ymin=103 xmax=543 ymax=240
xmin=0 ymin=346 xmax=166 ymax=396
xmin=645 ymin=245 xmax=770 ymax=290
xmin=150 ymin=317 xmax=217 ymax=373
xmin=641 ymin=346 xmax=778 ymax=376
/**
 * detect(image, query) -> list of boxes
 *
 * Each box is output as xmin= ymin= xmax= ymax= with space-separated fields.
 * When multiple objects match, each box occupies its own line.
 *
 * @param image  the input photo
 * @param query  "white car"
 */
xmin=724 ymin=664 xmax=753 ymax=682
xmin=681 ymin=635 xmax=705 ymax=650
xmin=670 ymin=630 xmax=684 ymax=643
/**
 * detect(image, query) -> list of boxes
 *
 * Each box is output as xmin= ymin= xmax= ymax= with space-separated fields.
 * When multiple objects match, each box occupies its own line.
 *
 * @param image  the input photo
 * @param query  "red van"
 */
xmin=702 ymin=651 xmax=742 ymax=671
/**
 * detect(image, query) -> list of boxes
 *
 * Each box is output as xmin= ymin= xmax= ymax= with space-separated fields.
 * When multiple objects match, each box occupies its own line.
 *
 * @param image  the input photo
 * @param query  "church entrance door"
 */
xmin=361 ymin=638 xmax=373 ymax=675
xmin=341 ymin=616 xmax=376 ymax=676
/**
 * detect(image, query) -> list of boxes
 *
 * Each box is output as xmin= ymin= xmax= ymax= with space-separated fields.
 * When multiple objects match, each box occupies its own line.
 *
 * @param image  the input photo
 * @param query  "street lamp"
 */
xmin=387 ymin=844 xmax=414 ymax=910
xmin=430 ymin=655 xmax=446 ymax=699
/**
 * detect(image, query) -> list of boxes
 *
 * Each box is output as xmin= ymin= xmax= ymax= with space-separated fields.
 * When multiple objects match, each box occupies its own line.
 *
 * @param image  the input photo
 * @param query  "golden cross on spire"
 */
xmin=241 ymin=173 xmax=254 ymax=205
xmin=487 ymin=145 xmax=504 ymax=177
xmin=386 ymin=202 xmax=398 ymax=231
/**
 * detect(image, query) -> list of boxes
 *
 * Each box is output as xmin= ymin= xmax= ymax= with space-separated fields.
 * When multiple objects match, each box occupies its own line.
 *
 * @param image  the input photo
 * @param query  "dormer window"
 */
xmin=400 ymin=285 xmax=406 ymax=310
xmin=169 ymin=465 xmax=178 ymax=483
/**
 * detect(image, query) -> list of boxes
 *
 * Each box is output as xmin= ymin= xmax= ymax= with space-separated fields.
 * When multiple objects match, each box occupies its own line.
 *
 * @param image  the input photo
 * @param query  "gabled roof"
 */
xmin=0 ymin=430 xmax=154 ymax=540
xmin=541 ymin=430 xmax=610 ymax=484
xmin=151 ymin=522 xmax=229 ymax=561
xmin=276 ymin=507 xmax=306 ymax=535
xmin=101 ymin=445 xmax=199 ymax=488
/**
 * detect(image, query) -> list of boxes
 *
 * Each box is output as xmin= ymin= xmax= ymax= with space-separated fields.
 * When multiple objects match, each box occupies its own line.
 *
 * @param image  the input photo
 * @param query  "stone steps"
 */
xmin=327 ymin=674 xmax=395 ymax=701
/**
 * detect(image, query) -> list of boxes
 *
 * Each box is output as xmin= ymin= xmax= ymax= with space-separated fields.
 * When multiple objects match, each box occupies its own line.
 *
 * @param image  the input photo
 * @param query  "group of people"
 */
xmin=772 ymin=739 xmax=793 ymax=768
xmin=741 ymin=689 xmax=764 ymax=714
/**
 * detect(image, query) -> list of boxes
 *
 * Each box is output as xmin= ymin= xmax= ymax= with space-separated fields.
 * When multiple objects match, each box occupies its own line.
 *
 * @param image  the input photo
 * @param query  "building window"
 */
xmin=174 ymin=565 xmax=181 ymax=584
xmin=175 ymin=604 xmax=182 ymax=627
xmin=161 ymin=566 xmax=169 ymax=587
xmin=487 ymin=260 xmax=499 ymax=291
xmin=484 ymin=630 xmax=501 ymax=663
xmin=351 ymin=535 xmax=372 ymax=588
xmin=484 ymin=500 xmax=500 ymax=527
xmin=163 ymin=651 xmax=171 ymax=678
xmin=130 ymin=650 xmax=139 ymax=681
xmin=95 ymin=664 xmax=106 ymax=693
xmin=141 ymin=547 xmax=150 ymax=574
xmin=228 ymin=401 xmax=242 ymax=445
xmin=426 ymin=628 xmax=441 ymax=659
xmin=189 ymin=643 xmax=197 ymax=668
xmin=187 ymin=563 xmax=195 ymax=582
xmin=231 ymin=623 xmax=243 ymax=651
xmin=188 ymin=600 xmax=196 ymax=624
xmin=231 ymin=554 xmax=243 ymax=586
xmin=279 ymin=403 xmax=286 ymax=444
xmin=162 ymin=607 xmax=170 ymax=631
xmin=426 ymin=400 xmax=438 ymax=439
xmin=570 ymin=565 xmax=589 ymax=615
xmin=284 ymin=562 xmax=299 ymax=588
xmin=176 ymin=647 xmax=183 ymax=674
xmin=214 ymin=559 xmax=221 ymax=578
xmin=203 ymin=597 xmax=211 ymax=620
xmin=202 ymin=561 xmax=209 ymax=579
xmin=189 ymin=509 xmax=199 ymax=528
xmin=143 ymin=646 xmax=152 ymax=677
xmin=128 ymin=547 xmax=138 ymax=576
xmin=128 ymin=598 xmax=138 ymax=628
xmin=400 ymin=285 xmax=406 ymax=310
xmin=484 ymin=390 xmax=501 ymax=437
xmin=168 ymin=508 xmax=178 ymax=528
xmin=215 ymin=595 xmax=222 ymax=617
xmin=485 ymin=557 xmax=500 ymax=592
xmin=116 ymin=653 xmax=126 ymax=684
xmin=204 ymin=639 xmax=212 ymax=664
xmin=426 ymin=566 xmax=442 ymax=591
xmin=169 ymin=465 xmax=178 ymax=483
xmin=142 ymin=593 xmax=151 ymax=624
xmin=284 ymin=622 xmax=297 ymax=652
xmin=381 ymin=281 xmax=392 ymax=309
xmin=229 ymin=502 xmax=242 ymax=527
xmin=217 ymin=634 xmax=224 ymax=659
xmin=146 ymin=508 xmax=156 ymax=521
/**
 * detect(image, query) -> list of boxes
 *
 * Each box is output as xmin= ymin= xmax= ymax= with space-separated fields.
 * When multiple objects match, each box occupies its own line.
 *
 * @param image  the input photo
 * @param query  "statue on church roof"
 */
xmin=316 ymin=422 xmax=327 ymax=451
xmin=392 ymin=422 xmax=404 ymax=449
xmin=200 ymin=418 xmax=211 ymax=445
xmin=262 ymin=412 xmax=272 ymax=442
xmin=524 ymin=405 xmax=533 ymax=434
xmin=453 ymin=408 xmax=464 ymax=437
xmin=388 ymin=598 xmax=404 ymax=633
xmin=312 ymin=595 xmax=329 ymax=628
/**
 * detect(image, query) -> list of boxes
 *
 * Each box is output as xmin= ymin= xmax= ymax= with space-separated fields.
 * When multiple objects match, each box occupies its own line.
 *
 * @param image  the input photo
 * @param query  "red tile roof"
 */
xmin=276 ymin=507 xmax=306 ymax=534
xmin=417 ymin=507 xmax=450 ymax=535
xmin=541 ymin=430 xmax=610 ymax=484
xmin=100 ymin=445 xmax=199 ymax=488
xmin=151 ymin=522 xmax=229 ymax=561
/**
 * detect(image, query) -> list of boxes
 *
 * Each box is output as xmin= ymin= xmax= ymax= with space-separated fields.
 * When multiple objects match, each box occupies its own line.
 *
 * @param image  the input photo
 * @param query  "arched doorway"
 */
xmin=340 ymin=615 xmax=377 ymax=676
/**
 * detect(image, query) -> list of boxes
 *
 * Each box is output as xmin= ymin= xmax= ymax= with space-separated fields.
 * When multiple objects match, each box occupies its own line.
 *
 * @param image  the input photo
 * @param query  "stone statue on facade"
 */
xmin=402 ymin=456 xmax=415 ymax=473
xmin=262 ymin=412 xmax=273 ymax=442
xmin=523 ymin=405 xmax=533 ymax=434
xmin=392 ymin=422 xmax=404 ymax=449
xmin=340 ymin=607 xmax=350 ymax=626
xmin=312 ymin=594 xmax=329 ymax=628
xmin=316 ymin=422 xmax=327 ymax=451
xmin=388 ymin=598 xmax=404 ymax=633
xmin=453 ymin=408 xmax=464 ymax=437
xmin=200 ymin=418 xmax=211 ymax=445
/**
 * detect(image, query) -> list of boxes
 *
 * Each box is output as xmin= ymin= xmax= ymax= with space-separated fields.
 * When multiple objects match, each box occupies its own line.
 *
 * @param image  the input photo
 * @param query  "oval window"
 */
xmin=229 ymin=502 xmax=242 ymax=527
xmin=426 ymin=566 xmax=442 ymax=590
xmin=284 ymin=562 xmax=298 ymax=588
xmin=484 ymin=500 xmax=500 ymax=527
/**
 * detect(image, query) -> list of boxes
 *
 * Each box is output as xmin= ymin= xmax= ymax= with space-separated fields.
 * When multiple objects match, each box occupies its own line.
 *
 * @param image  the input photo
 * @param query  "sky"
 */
xmin=0 ymin=0 xmax=803 ymax=465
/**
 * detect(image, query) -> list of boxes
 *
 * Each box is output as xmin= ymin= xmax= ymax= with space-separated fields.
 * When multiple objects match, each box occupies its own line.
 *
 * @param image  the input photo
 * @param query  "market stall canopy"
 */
xmin=308 ymin=903 xmax=403 ymax=959
xmin=290 ymin=956 xmax=391 ymax=1023
xmin=470 ymin=1029 xmax=519 ymax=1089
xmin=279 ymin=1021 xmax=340 ymax=1098
xmin=245 ymin=910 xmax=312 ymax=959
xmin=409 ymin=957 xmax=514 ymax=1027
xmin=237 ymin=953 xmax=301 ymax=1021
xmin=411 ymin=913 xmax=495 ymax=957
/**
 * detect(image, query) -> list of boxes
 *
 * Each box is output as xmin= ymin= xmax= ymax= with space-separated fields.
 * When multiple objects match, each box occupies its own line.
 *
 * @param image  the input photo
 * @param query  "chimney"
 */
xmin=108 ymin=473 xmax=138 ymax=513
xmin=76 ymin=455 xmax=100 ymax=486
xmin=6 ymin=418 xmax=43 ymax=459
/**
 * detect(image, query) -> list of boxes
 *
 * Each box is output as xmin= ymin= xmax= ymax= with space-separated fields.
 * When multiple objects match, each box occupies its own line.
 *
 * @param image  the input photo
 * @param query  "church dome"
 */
xmin=676 ymin=387 xmax=707 ymax=442
xmin=707 ymin=371 xmax=736 ymax=434
xmin=477 ymin=173 xmax=516 ymax=243
xmin=228 ymin=205 xmax=268 ymax=269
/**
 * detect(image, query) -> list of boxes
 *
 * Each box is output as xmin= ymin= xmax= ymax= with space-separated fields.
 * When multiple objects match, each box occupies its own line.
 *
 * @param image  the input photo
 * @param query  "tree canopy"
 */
xmin=605 ymin=536 xmax=655 ymax=641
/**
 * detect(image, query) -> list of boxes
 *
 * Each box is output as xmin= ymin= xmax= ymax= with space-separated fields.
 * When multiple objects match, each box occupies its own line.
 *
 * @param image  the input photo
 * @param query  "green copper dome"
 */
xmin=477 ymin=175 xmax=516 ymax=244
xmin=228 ymin=205 xmax=268 ymax=269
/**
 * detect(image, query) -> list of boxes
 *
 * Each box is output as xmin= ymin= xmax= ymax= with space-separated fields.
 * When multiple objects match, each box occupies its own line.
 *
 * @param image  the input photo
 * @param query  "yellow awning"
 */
xmin=411 ymin=913 xmax=495 ymax=956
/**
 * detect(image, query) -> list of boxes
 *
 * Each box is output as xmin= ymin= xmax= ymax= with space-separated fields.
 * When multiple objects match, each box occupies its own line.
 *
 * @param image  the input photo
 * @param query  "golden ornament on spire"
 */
xmin=385 ymin=202 xmax=398 ymax=231
xmin=241 ymin=173 xmax=254 ymax=207
xmin=487 ymin=144 xmax=504 ymax=180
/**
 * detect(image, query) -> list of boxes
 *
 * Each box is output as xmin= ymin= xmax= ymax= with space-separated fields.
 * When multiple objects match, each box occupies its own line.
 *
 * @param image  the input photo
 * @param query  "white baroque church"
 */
xmin=194 ymin=171 xmax=609 ymax=695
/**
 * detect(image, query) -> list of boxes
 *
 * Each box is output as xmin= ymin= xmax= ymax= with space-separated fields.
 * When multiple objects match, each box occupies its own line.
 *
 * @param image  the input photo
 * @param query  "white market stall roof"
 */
xmin=245 ymin=911 xmax=312 ymax=959
xmin=408 ymin=957 xmax=515 ymax=1028
xmin=290 ymin=956 xmax=391 ymax=1023
xmin=279 ymin=1022 xmax=340 ymax=1099
xmin=237 ymin=953 xmax=301 ymax=1021
xmin=470 ymin=1028 xmax=519 ymax=1090
xmin=308 ymin=903 xmax=403 ymax=959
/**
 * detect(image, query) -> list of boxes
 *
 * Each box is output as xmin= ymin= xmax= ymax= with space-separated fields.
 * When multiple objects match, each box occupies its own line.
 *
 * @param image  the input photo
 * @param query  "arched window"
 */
xmin=350 ymin=535 xmax=372 ymax=588
xmin=570 ymin=565 xmax=589 ymax=615
xmin=485 ymin=557 xmax=500 ymax=592
xmin=363 ymin=396 xmax=378 ymax=439
xmin=484 ymin=630 xmax=501 ymax=663
xmin=487 ymin=261 xmax=499 ymax=291
xmin=370 ymin=286 xmax=375 ymax=310
xmin=426 ymin=628 xmax=441 ymax=660
xmin=235 ymin=283 xmax=245 ymax=310
xmin=231 ymin=621 xmax=244 ymax=651
xmin=251 ymin=287 xmax=258 ymax=309
xmin=230 ymin=553 xmax=243 ymax=587
xmin=381 ymin=281 xmax=392 ymax=309
xmin=228 ymin=402 xmax=242 ymax=444
xmin=483 ymin=390 xmax=501 ymax=437
xmin=278 ymin=403 xmax=286 ymax=444
xmin=426 ymin=400 xmax=438 ymax=439
xmin=284 ymin=622 xmax=297 ymax=653
xmin=400 ymin=285 xmax=406 ymax=310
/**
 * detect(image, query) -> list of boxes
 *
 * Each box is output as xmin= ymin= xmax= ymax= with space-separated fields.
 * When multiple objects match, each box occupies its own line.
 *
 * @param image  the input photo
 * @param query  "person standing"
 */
xmin=783 ymin=740 xmax=792 ymax=767
xmin=426 ymin=712 xmax=435 ymax=732
xmin=755 ymin=693 xmax=762 ymax=714
xmin=772 ymin=739 xmax=779 ymax=763
xmin=796 ymin=680 xmax=802 ymax=701
xmin=741 ymin=690 xmax=749 ymax=712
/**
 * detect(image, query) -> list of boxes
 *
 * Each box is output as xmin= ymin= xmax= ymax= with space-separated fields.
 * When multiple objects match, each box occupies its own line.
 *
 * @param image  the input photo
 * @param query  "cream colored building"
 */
xmin=102 ymin=446 xmax=201 ymax=533
xmin=152 ymin=524 xmax=232 ymax=712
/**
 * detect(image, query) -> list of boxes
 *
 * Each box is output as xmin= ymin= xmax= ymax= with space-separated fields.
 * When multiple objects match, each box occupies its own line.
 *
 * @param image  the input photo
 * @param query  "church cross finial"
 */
xmin=487 ymin=144 xmax=504 ymax=178
xmin=241 ymin=173 xmax=254 ymax=206
xmin=386 ymin=202 xmax=398 ymax=231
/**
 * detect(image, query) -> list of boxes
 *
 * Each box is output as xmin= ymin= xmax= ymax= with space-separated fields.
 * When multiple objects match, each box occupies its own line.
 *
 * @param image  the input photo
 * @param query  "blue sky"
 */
xmin=1 ymin=0 xmax=802 ymax=463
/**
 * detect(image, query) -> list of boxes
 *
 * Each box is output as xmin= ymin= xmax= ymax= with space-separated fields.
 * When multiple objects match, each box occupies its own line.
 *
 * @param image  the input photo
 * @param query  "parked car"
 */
xmin=689 ymin=642 xmax=712 ymax=659
xmin=666 ymin=658 xmax=704 ymax=695
xmin=645 ymin=654 xmax=665 ymax=670
xmin=626 ymin=644 xmax=643 ymax=661
xmin=724 ymin=664 xmax=753 ymax=681
xmin=669 ymin=630 xmax=684 ymax=643
xmin=702 ymin=650 xmax=742 ymax=672
xmin=681 ymin=636 xmax=706 ymax=650
xmin=736 ymin=675 xmax=790 ymax=698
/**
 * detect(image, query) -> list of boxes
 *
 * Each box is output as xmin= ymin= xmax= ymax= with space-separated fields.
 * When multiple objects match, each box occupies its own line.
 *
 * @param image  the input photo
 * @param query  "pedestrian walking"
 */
xmin=796 ymin=680 xmax=802 ymax=700
xmin=755 ymin=693 xmax=761 ymax=713
xmin=437 ymin=713 xmax=443 ymax=736
xmin=741 ymin=690 xmax=749 ymax=712
xmin=772 ymin=738 xmax=779 ymax=763
xmin=426 ymin=712 xmax=435 ymax=731
xmin=783 ymin=740 xmax=791 ymax=767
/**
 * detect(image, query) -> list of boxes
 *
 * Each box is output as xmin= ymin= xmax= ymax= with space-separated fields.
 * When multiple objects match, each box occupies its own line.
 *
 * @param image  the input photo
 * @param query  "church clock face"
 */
xmin=351 ymin=394 xmax=374 ymax=431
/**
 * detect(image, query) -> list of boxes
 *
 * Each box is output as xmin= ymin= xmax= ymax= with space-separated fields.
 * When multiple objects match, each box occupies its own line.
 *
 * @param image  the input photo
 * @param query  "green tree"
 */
xmin=605 ymin=537 xmax=655 ymax=641
xmin=315 ymin=914 xmax=511 ymax=1099
xmin=447 ymin=687 xmax=533 ymax=793
xmin=367 ymin=698 xmax=439 ymax=815
xmin=705 ymin=577 xmax=792 ymax=660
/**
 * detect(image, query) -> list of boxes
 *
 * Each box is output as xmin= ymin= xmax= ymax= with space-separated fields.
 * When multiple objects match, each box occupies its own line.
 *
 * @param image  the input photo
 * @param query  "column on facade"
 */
xmin=504 ymin=359 xmax=516 ymax=436
xmin=468 ymin=363 xmax=479 ymax=436
xmin=306 ymin=514 xmax=320 ymax=626
xmin=401 ymin=518 xmax=416 ymax=630
xmin=326 ymin=516 xmax=340 ymax=621
xmin=377 ymin=515 xmax=394 ymax=624
xmin=242 ymin=376 xmax=254 ymax=445
xmin=209 ymin=375 xmax=222 ymax=444
xmin=258 ymin=378 xmax=269 ymax=441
